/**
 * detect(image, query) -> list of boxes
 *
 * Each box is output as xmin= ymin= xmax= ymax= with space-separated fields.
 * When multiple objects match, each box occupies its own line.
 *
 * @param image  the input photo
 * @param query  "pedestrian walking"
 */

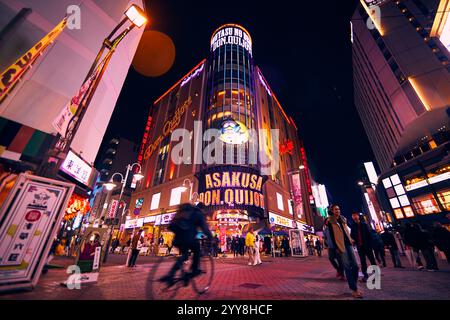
xmin=326 ymin=204 xmax=362 ymax=298
xmin=282 ymin=236 xmax=291 ymax=257
xmin=431 ymin=222 xmax=450 ymax=264
xmin=111 ymin=237 xmax=119 ymax=254
xmin=254 ymin=233 xmax=262 ymax=265
xmin=128 ymin=229 xmax=144 ymax=267
xmin=403 ymin=223 xmax=425 ymax=269
xmin=323 ymin=216 xmax=345 ymax=281
xmin=245 ymin=227 xmax=256 ymax=266
xmin=315 ymin=239 xmax=323 ymax=257
xmin=371 ymin=230 xmax=386 ymax=267
xmin=212 ymin=235 xmax=219 ymax=258
xmin=239 ymin=236 xmax=245 ymax=256
xmin=417 ymin=225 xmax=439 ymax=271
xmin=232 ymin=236 xmax=239 ymax=258
xmin=381 ymin=229 xmax=404 ymax=268
xmin=350 ymin=213 xmax=377 ymax=281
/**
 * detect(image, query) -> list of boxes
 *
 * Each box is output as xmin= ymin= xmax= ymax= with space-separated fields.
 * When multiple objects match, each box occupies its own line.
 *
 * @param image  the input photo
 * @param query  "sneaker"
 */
xmin=417 ymin=266 xmax=425 ymax=270
xmin=426 ymin=269 xmax=437 ymax=272
xmin=248 ymin=263 xmax=253 ymax=266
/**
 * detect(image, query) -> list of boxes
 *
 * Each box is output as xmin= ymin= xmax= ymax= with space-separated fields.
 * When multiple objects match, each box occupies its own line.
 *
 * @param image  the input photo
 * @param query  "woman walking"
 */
xmin=254 ymin=233 xmax=262 ymax=265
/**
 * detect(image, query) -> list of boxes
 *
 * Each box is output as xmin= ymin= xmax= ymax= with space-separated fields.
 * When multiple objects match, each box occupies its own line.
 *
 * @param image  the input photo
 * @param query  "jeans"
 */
xmin=422 ymin=247 xmax=438 ymax=270
xmin=373 ymin=247 xmax=386 ymax=267
xmin=328 ymin=248 xmax=344 ymax=275
xmin=337 ymin=246 xmax=359 ymax=291
xmin=389 ymin=247 xmax=402 ymax=267
xmin=128 ymin=249 xmax=139 ymax=267
xmin=356 ymin=246 xmax=377 ymax=277
xmin=168 ymin=241 xmax=200 ymax=278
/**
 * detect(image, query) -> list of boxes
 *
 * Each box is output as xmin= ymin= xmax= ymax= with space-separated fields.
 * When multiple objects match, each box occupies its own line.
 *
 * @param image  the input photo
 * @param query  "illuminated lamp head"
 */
xmin=219 ymin=119 xmax=249 ymax=145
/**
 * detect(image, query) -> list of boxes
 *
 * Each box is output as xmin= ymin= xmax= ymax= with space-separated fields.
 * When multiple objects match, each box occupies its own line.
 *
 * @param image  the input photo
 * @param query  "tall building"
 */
xmin=128 ymin=24 xmax=316 ymax=251
xmin=352 ymin=0 xmax=450 ymax=225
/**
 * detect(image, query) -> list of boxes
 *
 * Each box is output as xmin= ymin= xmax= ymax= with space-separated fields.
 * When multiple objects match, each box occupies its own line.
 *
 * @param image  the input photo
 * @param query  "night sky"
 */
xmin=100 ymin=0 xmax=375 ymax=217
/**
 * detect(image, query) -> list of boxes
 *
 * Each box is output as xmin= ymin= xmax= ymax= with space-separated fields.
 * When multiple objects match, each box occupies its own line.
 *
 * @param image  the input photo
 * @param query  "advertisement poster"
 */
xmin=289 ymin=229 xmax=305 ymax=257
xmin=0 ymin=174 xmax=74 ymax=292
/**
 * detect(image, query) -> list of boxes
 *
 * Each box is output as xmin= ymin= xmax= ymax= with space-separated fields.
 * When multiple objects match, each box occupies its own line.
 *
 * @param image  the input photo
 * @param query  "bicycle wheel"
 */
xmin=191 ymin=255 xmax=215 ymax=294
xmin=147 ymin=255 xmax=180 ymax=300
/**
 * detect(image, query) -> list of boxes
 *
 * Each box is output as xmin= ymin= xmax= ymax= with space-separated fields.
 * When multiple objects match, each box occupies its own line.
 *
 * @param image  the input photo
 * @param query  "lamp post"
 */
xmin=102 ymin=162 xmax=144 ymax=262
xmin=38 ymin=5 xmax=148 ymax=178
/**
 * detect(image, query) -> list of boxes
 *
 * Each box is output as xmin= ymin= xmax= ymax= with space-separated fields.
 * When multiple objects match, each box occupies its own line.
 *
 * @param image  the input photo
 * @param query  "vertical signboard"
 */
xmin=0 ymin=174 xmax=74 ymax=292
xmin=108 ymin=199 xmax=119 ymax=219
xmin=289 ymin=172 xmax=304 ymax=219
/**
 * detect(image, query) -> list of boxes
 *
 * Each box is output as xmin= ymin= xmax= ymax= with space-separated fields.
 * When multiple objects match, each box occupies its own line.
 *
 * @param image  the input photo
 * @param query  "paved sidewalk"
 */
xmin=1 ymin=255 xmax=449 ymax=300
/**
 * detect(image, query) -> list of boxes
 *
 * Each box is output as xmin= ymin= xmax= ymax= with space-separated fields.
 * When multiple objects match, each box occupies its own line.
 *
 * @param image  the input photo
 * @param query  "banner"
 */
xmin=52 ymin=68 xmax=100 ymax=136
xmin=0 ymin=18 xmax=67 ymax=102
xmin=0 ymin=174 xmax=74 ymax=292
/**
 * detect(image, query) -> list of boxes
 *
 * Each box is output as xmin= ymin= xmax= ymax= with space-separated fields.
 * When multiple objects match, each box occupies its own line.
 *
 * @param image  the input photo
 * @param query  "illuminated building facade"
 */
xmin=129 ymin=24 xmax=316 ymax=247
xmin=352 ymin=0 xmax=450 ymax=225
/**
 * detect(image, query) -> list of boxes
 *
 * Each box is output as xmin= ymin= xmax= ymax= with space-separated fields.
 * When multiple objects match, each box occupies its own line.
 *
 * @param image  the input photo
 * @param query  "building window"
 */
xmin=150 ymin=192 xmax=161 ymax=210
xmin=383 ymin=174 xmax=413 ymax=218
xmin=169 ymin=187 xmax=183 ymax=206
xmin=277 ymin=193 xmax=284 ymax=211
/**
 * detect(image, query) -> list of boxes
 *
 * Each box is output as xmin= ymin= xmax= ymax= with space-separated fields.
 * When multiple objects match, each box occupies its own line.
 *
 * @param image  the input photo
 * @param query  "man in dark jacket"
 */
xmin=381 ymin=229 xmax=404 ymax=268
xmin=350 ymin=213 xmax=377 ymax=280
xmin=432 ymin=222 xmax=450 ymax=264
xmin=160 ymin=203 xmax=212 ymax=286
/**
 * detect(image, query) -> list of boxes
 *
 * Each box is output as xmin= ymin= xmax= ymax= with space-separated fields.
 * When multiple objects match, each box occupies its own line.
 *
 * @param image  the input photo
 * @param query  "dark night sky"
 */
xmin=101 ymin=0 xmax=376 ymax=216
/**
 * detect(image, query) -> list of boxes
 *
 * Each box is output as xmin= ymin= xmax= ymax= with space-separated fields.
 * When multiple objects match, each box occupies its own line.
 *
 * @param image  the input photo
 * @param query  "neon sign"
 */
xmin=197 ymin=169 xmax=266 ymax=211
xmin=180 ymin=63 xmax=204 ymax=87
xmin=211 ymin=25 xmax=252 ymax=56
xmin=143 ymin=97 xmax=192 ymax=160
xmin=219 ymin=119 xmax=249 ymax=145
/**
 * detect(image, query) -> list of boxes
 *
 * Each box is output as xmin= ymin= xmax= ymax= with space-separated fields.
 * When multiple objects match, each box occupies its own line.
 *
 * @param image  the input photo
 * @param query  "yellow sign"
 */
xmin=198 ymin=170 xmax=265 ymax=209
xmin=143 ymin=96 xmax=192 ymax=160
xmin=0 ymin=17 xmax=67 ymax=102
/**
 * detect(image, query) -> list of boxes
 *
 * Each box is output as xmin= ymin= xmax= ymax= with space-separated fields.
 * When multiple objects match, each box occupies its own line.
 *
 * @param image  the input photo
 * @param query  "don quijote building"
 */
xmin=128 ymin=24 xmax=317 ymax=254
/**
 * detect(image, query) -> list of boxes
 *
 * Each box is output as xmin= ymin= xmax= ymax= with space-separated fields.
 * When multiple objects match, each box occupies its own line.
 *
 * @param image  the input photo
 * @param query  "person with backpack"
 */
xmin=159 ymin=203 xmax=212 ymax=286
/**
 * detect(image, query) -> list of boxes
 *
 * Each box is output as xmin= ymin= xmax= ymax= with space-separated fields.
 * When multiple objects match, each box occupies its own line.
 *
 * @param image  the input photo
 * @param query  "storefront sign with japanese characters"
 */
xmin=0 ymin=174 xmax=74 ymax=291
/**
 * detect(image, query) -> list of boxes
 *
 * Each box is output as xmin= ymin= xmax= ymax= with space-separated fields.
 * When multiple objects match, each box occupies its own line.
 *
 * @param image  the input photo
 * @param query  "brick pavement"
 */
xmin=1 ymin=254 xmax=449 ymax=300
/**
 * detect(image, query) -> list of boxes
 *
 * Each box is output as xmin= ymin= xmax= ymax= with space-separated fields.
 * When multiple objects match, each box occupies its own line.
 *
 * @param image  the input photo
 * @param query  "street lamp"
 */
xmin=102 ymin=162 xmax=143 ymax=262
xmin=38 ymin=5 xmax=149 ymax=178
xmin=181 ymin=179 xmax=194 ymax=203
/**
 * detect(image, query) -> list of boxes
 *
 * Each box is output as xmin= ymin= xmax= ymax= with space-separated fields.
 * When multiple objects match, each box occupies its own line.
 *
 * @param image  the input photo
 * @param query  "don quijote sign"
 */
xmin=211 ymin=25 xmax=252 ymax=56
xmin=197 ymin=167 xmax=267 ymax=215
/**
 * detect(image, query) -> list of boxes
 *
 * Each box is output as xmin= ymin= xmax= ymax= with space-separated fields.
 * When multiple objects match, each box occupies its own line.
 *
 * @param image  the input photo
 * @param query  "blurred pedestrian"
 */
xmin=417 ymin=225 xmax=439 ymax=271
xmin=128 ymin=229 xmax=144 ymax=267
xmin=232 ymin=236 xmax=239 ymax=258
xmin=254 ymin=233 xmax=262 ymax=265
xmin=432 ymin=222 xmax=450 ymax=264
xmin=381 ymin=229 xmax=404 ymax=268
xmin=403 ymin=223 xmax=425 ymax=269
xmin=239 ymin=236 xmax=245 ymax=256
xmin=350 ymin=213 xmax=377 ymax=281
xmin=315 ymin=239 xmax=323 ymax=257
xmin=327 ymin=204 xmax=362 ymax=298
xmin=371 ymin=230 xmax=386 ymax=267
xmin=245 ymin=227 xmax=256 ymax=266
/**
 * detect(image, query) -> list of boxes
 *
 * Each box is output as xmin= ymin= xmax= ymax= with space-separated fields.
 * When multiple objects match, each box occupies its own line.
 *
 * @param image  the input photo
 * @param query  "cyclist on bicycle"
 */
xmin=159 ymin=202 xmax=212 ymax=286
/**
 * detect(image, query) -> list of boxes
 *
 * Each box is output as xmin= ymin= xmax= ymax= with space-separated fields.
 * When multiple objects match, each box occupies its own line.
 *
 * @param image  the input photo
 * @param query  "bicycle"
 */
xmin=147 ymin=239 xmax=215 ymax=300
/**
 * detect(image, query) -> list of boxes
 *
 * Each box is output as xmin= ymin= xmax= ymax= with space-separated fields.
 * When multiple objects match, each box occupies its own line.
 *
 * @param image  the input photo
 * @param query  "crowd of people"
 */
xmin=323 ymin=203 xmax=449 ymax=299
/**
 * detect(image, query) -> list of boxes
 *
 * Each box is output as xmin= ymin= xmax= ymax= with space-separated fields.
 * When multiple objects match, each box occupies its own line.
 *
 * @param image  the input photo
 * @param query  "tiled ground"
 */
xmin=1 ymin=253 xmax=449 ymax=300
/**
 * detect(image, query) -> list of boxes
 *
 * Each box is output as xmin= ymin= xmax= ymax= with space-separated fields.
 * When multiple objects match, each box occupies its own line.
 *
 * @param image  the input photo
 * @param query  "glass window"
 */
xmin=394 ymin=184 xmax=406 ymax=196
xmin=398 ymin=195 xmax=410 ymax=206
xmin=169 ymin=187 xmax=183 ymax=206
xmin=386 ymin=187 xmax=396 ymax=198
xmin=277 ymin=193 xmax=284 ymax=211
xmin=382 ymin=178 xmax=392 ymax=188
xmin=150 ymin=193 xmax=161 ymax=210
xmin=390 ymin=174 xmax=401 ymax=186
xmin=390 ymin=198 xmax=400 ymax=209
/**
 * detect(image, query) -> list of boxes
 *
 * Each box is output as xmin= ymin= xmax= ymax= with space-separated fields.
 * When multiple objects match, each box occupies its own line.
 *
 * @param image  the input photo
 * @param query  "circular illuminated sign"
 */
xmin=210 ymin=24 xmax=253 ymax=56
xmin=219 ymin=119 xmax=249 ymax=145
